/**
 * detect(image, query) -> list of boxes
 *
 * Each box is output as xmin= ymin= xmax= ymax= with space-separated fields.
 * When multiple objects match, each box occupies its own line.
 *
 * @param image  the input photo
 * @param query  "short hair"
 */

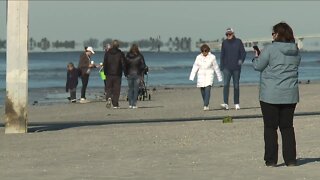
xmin=273 ymin=22 xmax=295 ymax=43
xmin=200 ymin=44 xmax=210 ymax=52
xmin=112 ymin=40 xmax=119 ymax=48
xmin=67 ymin=62 xmax=74 ymax=68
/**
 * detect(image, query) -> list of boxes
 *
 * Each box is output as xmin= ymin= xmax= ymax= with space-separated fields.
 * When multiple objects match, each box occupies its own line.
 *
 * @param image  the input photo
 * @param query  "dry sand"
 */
xmin=1 ymin=83 xmax=320 ymax=179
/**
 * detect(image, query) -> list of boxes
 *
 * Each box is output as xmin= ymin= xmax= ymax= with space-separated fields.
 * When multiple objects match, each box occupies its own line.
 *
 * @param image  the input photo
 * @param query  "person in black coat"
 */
xmin=124 ymin=44 xmax=146 ymax=108
xmin=103 ymin=40 xmax=126 ymax=108
xmin=66 ymin=62 xmax=79 ymax=103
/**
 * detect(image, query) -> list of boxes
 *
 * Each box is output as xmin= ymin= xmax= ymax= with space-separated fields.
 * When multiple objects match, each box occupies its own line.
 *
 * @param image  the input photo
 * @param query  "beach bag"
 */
xmin=99 ymin=70 xmax=106 ymax=80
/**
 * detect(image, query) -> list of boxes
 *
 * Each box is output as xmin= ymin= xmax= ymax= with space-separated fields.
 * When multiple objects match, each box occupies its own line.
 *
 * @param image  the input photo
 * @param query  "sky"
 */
xmin=1 ymin=1 xmax=320 ymax=43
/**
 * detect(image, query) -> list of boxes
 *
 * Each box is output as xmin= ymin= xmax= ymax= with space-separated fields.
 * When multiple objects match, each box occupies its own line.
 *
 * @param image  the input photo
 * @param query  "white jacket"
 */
xmin=189 ymin=52 xmax=222 ymax=87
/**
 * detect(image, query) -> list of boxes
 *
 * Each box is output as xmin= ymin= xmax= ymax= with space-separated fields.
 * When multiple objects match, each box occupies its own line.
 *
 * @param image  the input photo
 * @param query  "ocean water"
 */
xmin=1 ymin=51 xmax=320 ymax=104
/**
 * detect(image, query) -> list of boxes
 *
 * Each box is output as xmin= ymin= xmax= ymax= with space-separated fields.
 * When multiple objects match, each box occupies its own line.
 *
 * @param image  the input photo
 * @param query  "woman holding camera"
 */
xmin=253 ymin=22 xmax=301 ymax=167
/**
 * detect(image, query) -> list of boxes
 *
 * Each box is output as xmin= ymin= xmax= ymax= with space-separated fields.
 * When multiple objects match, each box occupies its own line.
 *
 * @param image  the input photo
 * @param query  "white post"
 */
xmin=5 ymin=0 xmax=29 ymax=134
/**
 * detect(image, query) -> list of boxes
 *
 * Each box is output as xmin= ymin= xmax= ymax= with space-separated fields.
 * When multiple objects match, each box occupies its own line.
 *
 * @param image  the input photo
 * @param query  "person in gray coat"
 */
xmin=253 ymin=22 xmax=301 ymax=167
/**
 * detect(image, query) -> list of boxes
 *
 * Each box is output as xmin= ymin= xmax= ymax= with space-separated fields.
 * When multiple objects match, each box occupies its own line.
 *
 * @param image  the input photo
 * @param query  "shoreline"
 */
xmin=0 ymin=80 xmax=319 ymax=107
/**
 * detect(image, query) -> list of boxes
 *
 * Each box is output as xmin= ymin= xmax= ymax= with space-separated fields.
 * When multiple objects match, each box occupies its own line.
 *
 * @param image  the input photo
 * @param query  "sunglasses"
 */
xmin=201 ymin=49 xmax=208 ymax=53
xmin=272 ymin=32 xmax=276 ymax=36
xmin=226 ymin=33 xmax=233 ymax=36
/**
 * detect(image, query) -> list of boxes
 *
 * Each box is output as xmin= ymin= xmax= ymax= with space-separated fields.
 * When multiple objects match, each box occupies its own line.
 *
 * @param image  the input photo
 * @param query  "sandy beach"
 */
xmin=1 ymin=83 xmax=320 ymax=179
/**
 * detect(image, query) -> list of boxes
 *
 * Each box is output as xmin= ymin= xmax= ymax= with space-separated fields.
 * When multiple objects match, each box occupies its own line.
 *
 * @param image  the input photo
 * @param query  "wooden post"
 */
xmin=5 ymin=0 xmax=29 ymax=134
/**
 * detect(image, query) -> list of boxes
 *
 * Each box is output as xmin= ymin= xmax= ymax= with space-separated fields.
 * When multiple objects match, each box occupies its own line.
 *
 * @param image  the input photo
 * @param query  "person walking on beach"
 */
xmin=220 ymin=28 xmax=246 ymax=110
xmin=189 ymin=44 xmax=222 ymax=111
xmin=103 ymin=40 xmax=125 ymax=109
xmin=124 ymin=44 xmax=147 ymax=109
xmin=253 ymin=22 xmax=301 ymax=167
xmin=66 ymin=62 xmax=79 ymax=103
xmin=100 ymin=44 xmax=111 ymax=94
xmin=78 ymin=46 xmax=95 ymax=103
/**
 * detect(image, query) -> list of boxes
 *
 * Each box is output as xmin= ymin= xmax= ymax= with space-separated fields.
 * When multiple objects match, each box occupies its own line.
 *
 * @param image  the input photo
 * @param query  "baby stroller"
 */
xmin=138 ymin=67 xmax=151 ymax=101
xmin=138 ymin=75 xmax=151 ymax=101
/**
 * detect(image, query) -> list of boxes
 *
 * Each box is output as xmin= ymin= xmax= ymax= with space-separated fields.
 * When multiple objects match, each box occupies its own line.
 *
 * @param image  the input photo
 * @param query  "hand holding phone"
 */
xmin=253 ymin=45 xmax=260 ymax=56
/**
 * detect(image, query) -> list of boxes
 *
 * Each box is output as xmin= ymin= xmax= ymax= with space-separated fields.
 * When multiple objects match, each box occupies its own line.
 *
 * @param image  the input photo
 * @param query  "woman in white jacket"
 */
xmin=189 ymin=44 xmax=223 ymax=111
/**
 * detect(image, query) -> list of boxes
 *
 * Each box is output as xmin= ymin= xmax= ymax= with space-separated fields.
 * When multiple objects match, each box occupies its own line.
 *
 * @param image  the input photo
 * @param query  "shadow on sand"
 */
xmin=209 ymin=106 xmax=261 ymax=111
xmin=25 ymin=112 xmax=263 ymax=132
xmin=1 ymin=110 xmax=320 ymax=133
xmin=297 ymin=157 xmax=320 ymax=166
xmin=276 ymin=157 xmax=320 ymax=167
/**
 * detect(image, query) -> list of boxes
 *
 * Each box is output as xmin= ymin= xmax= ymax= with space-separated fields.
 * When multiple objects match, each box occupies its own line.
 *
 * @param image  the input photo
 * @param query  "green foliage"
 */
xmin=223 ymin=116 xmax=233 ymax=123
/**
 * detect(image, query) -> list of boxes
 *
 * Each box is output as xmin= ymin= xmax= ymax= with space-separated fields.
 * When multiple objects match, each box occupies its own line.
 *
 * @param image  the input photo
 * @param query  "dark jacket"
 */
xmin=220 ymin=37 xmax=246 ymax=70
xmin=66 ymin=68 xmax=79 ymax=91
xmin=103 ymin=48 xmax=125 ymax=77
xmin=78 ymin=52 xmax=90 ymax=76
xmin=124 ymin=52 xmax=146 ymax=77
xmin=253 ymin=42 xmax=301 ymax=104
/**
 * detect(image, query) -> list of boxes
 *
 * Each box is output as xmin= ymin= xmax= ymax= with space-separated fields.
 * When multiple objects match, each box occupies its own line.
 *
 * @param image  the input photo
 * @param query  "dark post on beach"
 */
xmin=5 ymin=0 xmax=29 ymax=134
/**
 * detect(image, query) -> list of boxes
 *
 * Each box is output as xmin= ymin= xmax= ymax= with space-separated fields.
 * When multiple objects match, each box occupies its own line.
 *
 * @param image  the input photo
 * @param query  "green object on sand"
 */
xmin=223 ymin=116 xmax=233 ymax=123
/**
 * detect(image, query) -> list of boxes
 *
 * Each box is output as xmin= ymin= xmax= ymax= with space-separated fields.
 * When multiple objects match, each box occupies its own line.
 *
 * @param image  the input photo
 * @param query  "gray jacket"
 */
xmin=253 ymin=42 xmax=301 ymax=104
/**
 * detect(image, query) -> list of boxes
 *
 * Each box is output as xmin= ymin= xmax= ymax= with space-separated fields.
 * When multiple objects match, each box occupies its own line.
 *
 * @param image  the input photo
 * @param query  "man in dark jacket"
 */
xmin=220 ymin=28 xmax=246 ymax=110
xmin=103 ymin=40 xmax=125 ymax=108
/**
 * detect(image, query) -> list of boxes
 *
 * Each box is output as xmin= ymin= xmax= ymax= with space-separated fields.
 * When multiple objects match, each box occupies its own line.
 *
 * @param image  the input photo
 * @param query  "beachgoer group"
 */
xmin=68 ymin=40 xmax=147 ymax=109
xmin=66 ymin=22 xmax=301 ymax=167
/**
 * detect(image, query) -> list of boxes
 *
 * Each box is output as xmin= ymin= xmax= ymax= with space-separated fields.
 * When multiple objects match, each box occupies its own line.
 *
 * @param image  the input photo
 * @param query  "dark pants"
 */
xmin=260 ymin=101 xmax=297 ymax=165
xmin=69 ymin=88 xmax=76 ymax=100
xmin=127 ymin=75 xmax=140 ymax=106
xmin=223 ymin=69 xmax=241 ymax=104
xmin=81 ymin=74 xmax=89 ymax=99
xmin=200 ymin=86 xmax=211 ymax=106
xmin=106 ymin=75 xmax=122 ymax=107
xmin=103 ymin=80 xmax=107 ymax=93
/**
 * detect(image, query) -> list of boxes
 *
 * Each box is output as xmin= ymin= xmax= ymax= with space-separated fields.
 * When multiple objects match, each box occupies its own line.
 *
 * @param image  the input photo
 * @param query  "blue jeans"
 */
xmin=200 ymin=86 xmax=211 ymax=106
xmin=127 ymin=75 xmax=140 ymax=106
xmin=223 ymin=69 xmax=241 ymax=104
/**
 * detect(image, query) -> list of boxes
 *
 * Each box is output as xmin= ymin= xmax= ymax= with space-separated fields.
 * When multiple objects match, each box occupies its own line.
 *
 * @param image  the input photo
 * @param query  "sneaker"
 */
xmin=80 ymin=98 xmax=89 ymax=104
xmin=220 ymin=103 xmax=229 ymax=110
xmin=113 ymin=106 xmax=120 ymax=109
xmin=235 ymin=104 xmax=240 ymax=110
xmin=106 ymin=98 xmax=111 ymax=108
xmin=71 ymin=99 xmax=76 ymax=103
xmin=203 ymin=106 xmax=209 ymax=111
xmin=132 ymin=106 xmax=138 ymax=109
xmin=129 ymin=106 xmax=133 ymax=109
